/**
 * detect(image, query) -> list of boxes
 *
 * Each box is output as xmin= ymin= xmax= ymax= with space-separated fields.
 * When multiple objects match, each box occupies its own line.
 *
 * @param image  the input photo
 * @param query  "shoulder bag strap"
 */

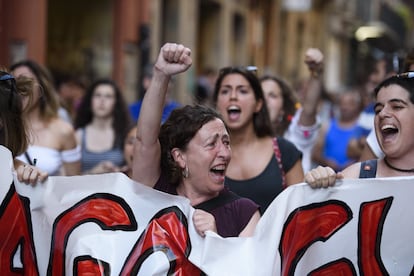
xmin=272 ymin=137 xmax=287 ymax=189
xmin=24 ymin=151 xmax=34 ymax=166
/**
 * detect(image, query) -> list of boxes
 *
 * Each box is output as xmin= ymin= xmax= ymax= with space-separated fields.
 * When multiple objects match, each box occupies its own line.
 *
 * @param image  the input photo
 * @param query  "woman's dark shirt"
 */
xmin=225 ymin=137 xmax=302 ymax=214
xmin=155 ymin=173 xmax=259 ymax=237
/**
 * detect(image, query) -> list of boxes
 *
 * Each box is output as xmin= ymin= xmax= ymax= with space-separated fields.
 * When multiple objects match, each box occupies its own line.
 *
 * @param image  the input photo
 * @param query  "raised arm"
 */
xmin=299 ymin=48 xmax=324 ymax=126
xmin=132 ymin=43 xmax=192 ymax=187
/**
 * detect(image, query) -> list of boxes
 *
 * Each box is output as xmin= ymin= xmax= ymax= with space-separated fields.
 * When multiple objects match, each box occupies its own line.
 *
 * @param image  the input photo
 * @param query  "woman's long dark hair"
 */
xmin=260 ymin=75 xmax=298 ymax=136
xmin=74 ymin=78 xmax=132 ymax=149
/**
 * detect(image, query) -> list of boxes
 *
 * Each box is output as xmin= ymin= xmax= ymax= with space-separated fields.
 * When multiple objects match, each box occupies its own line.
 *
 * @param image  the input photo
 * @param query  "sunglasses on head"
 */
xmin=396 ymin=72 xmax=414 ymax=79
xmin=0 ymin=73 xmax=17 ymax=107
xmin=219 ymin=66 xmax=258 ymax=76
xmin=0 ymin=73 xmax=14 ymax=81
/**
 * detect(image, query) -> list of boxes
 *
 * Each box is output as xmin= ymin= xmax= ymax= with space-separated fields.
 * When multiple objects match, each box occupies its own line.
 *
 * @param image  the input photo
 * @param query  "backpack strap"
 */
xmin=272 ymin=137 xmax=287 ymax=189
xmin=359 ymin=159 xmax=378 ymax=178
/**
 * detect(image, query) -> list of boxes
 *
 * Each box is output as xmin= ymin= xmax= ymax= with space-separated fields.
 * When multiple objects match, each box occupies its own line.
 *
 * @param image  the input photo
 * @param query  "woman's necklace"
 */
xmin=383 ymin=158 xmax=414 ymax=173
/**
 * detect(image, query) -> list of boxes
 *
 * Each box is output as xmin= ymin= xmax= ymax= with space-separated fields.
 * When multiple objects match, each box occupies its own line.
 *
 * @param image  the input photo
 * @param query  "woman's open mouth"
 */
xmin=227 ymin=105 xmax=241 ymax=121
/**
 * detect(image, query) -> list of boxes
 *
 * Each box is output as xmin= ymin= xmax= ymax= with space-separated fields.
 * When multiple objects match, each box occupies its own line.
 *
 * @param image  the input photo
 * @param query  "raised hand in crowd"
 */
xmin=304 ymin=48 xmax=324 ymax=77
xmin=132 ymin=43 xmax=192 ymax=188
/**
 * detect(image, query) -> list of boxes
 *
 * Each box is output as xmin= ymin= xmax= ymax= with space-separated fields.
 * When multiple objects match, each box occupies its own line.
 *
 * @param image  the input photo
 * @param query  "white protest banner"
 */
xmin=1 ymin=145 xmax=413 ymax=275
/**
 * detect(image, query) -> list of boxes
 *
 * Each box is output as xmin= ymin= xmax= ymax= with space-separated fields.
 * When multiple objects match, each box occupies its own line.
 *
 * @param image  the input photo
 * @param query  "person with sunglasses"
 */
xmin=213 ymin=66 xmax=304 ymax=214
xmin=0 ymin=71 xmax=48 ymax=184
xmin=132 ymin=43 xmax=260 ymax=237
xmin=305 ymin=72 xmax=414 ymax=187
xmin=359 ymin=49 xmax=414 ymax=161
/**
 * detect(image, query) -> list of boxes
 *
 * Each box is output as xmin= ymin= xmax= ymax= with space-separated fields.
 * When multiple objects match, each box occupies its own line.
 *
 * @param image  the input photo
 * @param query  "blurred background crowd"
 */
xmin=1 ymin=0 xmax=414 ymax=177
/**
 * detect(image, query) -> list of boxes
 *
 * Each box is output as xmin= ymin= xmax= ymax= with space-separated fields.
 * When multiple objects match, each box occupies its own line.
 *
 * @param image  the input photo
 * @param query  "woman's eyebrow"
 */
xmin=374 ymin=102 xmax=383 ymax=110
xmin=375 ymin=98 xmax=408 ymax=110
xmin=388 ymin=98 xmax=408 ymax=105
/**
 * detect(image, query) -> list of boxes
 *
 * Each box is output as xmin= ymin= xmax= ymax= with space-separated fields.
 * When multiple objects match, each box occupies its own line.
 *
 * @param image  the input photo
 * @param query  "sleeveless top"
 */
xmin=17 ymin=145 xmax=62 ymax=176
xmin=80 ymin=128 xmax=125 ymax=172
xmin=324 ymin=119 xmax=370 ymax=170
xmin=225 ymin=137 xmax=302 ymax=214
xmin=155 ymin=173 xmax=259 ymax=238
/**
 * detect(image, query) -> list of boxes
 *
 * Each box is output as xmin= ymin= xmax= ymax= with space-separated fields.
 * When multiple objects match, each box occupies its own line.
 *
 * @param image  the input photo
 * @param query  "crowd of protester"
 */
xmin=2 ymin=42 xmax=414 ymax=237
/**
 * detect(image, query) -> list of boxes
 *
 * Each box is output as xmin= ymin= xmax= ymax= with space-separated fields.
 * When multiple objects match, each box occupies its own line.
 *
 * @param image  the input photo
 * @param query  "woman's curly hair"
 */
xmin=159 ymin=104 xmax=224 ymax=186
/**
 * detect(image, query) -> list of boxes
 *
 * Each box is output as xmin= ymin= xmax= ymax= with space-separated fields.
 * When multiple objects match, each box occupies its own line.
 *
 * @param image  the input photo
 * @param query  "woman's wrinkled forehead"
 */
xmin=196 ymin=118 xmax=229 ymax=139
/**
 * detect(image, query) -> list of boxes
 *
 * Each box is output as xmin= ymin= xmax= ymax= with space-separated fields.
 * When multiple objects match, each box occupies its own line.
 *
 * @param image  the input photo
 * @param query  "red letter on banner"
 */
xmin=358 ymin=197 xmax=392 ymax=275
xmin=120 ymin=206 xmax=203 ymax=275
xmin=47 ymin=193 xmax=137 ymax=276
xmin=309 ymin=258 xmax=357 ymax=276
xmin=73 ymin=255 xmax=110 ymax=276
xmin=0 ymin=184 xmax=39 ymax=275
xmin=280 ymin=200 xmax=353 ymax=276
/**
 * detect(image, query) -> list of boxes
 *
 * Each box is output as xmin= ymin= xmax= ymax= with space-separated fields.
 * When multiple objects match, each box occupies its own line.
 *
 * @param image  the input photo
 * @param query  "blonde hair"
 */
xmin=10 ymin=60 xmax=60 ymax=121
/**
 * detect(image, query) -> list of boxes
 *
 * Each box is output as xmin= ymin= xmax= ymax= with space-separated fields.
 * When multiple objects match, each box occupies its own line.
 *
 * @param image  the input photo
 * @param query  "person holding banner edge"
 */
xmin=305 ymin=72 xmax=414 ymax=186
xmin=0 ymin=70 xmax=48 ymax=184
xmin=131 ymin=43 xmax=260 ymax=238
xmin=10 ymin=60 xmax=81 ymax=176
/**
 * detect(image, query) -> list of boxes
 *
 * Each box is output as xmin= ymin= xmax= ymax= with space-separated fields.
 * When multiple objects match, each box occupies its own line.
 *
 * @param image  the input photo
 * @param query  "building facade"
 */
xmin=0 ymin=0 xmax=412 ymax=103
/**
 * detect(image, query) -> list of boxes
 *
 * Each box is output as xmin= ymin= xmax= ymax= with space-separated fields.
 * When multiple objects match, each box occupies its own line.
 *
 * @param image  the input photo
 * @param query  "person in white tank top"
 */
xmin=11 ymin=60 xmax=81 ymax=176
xmin=0 ymin=70 xmax=48 ymax=183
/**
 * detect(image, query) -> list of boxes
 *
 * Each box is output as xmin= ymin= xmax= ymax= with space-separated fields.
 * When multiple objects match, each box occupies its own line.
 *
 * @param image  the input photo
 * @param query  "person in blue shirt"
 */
xmin=312 ymin=88 xmax=370 ymax=172
xmin=129 ymin=64 xmax=180 ymax=123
